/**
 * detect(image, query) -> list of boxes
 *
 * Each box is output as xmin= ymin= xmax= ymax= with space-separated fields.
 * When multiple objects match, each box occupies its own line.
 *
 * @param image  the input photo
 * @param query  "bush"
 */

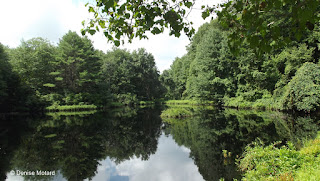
xmin=282 ymin=62 xmax=320 ymax=112
xmin=160 ymin=107 xmax=193 ymax=118
xmin=239 ymin=132 xmax=320 ymax=180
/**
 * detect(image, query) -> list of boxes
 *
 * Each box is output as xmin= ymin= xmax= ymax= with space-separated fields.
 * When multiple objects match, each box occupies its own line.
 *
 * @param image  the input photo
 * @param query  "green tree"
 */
xmin=282 ymin=62 xmax=320 ymax=112
xmin=83 ymin=0 xmax=320 ymax=52
xmin=217 ymin=0 xmax=320 ymax=55
xmin=131 ymin=48 xmax=164 ymax=100
xmin=0 ymin=43 xmax=34 ymax=112
xmin=55 ymin=31 xmax=102 ymax=105
xmin=101 ymin=48 xmax=163 ymax=103
xmin=9 ymin=38 xmax=56 ymax=95
xmin=82 ymin=0 xmax=197 ymax=46
xmin=186 ymin=21 xmax=237 ymax=103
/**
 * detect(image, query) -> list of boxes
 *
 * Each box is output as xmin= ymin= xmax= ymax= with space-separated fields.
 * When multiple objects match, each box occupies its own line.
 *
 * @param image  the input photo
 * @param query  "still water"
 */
xmin=1 ymin=106 xmax=319 ymax=181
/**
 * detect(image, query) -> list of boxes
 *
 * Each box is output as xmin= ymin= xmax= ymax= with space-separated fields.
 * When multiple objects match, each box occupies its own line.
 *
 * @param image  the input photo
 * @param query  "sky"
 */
xmin=0 ymin=0 xmax=222 ymax=72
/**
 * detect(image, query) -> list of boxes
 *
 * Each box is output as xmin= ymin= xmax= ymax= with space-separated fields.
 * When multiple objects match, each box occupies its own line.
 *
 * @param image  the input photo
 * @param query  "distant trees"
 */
xmin=1 ymin=31 xmax=163 ymax=112
xmin=101 ymin=48 xmax=164 ymax=104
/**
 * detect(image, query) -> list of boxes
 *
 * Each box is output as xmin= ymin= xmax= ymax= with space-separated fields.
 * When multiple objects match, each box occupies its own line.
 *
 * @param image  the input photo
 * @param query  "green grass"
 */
xmin=160 ymin=107 xmax=194 ymax=118
xmin=164 ymin=100 xmax=214 ymax=105
xmin=223 ymin=96 xmax=283 ymax=111
xmin=46 ymin=104 xmax=97 ymax=112
xmin=238 ymin=132 xmax=320 ymax=180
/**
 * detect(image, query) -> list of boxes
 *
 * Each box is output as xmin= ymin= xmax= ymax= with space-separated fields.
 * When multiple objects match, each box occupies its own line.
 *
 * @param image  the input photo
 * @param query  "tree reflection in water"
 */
xmin=4 ymin=107 xmax=162 ymax=181
xmin=163 ymin=107 xmax=319 ymax=181
xmin=1 ymin=107 xmax=318 ymax=181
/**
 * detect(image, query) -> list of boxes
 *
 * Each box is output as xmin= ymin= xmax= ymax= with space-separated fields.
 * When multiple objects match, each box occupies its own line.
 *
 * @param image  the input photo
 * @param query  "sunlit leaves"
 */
xmin=82 ymin=0 xmax=197 ymax=46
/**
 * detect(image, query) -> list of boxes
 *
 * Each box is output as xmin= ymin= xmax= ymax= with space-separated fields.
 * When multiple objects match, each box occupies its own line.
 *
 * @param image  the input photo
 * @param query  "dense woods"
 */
xmin=2 ymin=20 xmax=320 ymax=113
xmin=161 ymin=20 xmax=320 ymax=112
xmin=0 ymin=31 xmax=163 ymax=112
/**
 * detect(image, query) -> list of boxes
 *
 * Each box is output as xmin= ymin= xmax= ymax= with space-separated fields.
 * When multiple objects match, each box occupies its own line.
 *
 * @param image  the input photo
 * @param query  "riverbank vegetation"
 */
xmin=238 ymin=132 xmax=320 ymax=180
xmin=161 ymin=19 xmax=320 ymax=113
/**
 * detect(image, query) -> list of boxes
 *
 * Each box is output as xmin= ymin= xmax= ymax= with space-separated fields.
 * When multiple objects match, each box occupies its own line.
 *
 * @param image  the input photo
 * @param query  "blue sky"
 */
xmin=0 ymin=0 xmax=221 ymax=72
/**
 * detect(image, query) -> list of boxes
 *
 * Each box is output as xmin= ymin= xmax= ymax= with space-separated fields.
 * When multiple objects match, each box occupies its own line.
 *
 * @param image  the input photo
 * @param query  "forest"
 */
xmin=0 ymin=31 xmax=164 ymax=112
xmin=1 ymin=19 xmax=320 ymax=113
xmin=161 ymin=19 xmax=320 ymax=112
xmin=1 ymin=1 xmax=320 ymax=180
xmin=1 ymin=1 xmax=320 ymax=114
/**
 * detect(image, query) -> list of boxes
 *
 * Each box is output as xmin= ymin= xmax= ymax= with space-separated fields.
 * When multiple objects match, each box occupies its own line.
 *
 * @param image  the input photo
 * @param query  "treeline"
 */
xmin=161 ymin=20 xmax=320 ymax=112
xmin=0 ymin=31 xmax=163 ymax=112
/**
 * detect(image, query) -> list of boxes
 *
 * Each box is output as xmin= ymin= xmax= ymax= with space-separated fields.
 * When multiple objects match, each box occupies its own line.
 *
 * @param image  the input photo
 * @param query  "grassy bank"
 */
xmin=238 ymin=132 xmax=320 ymax=180
xmin=164 ymin=100 xmax=214 ymax=105
xmin=223 ymin=96 xmax=283 ymax=111
xmin=46 ymin=104 xmax=98 ymax=112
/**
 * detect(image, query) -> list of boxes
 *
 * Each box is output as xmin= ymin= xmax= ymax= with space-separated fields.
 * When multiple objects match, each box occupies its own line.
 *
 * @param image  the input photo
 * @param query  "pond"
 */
xmin=1 ymin=106 xmax=319 ymax=181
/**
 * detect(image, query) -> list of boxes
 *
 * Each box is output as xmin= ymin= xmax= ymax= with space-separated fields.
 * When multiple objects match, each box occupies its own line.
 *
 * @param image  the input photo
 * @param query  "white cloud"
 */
xmin=0 ymin=0 xmax=223 ymax=72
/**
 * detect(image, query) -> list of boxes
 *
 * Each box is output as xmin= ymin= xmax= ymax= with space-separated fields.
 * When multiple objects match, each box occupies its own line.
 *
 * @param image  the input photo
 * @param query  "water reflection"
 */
xmin=92 ymin=134 xmax=204 ymax=181
xmin=1 ymin=107 xmax=319 ymax=181
xmin=162 ymin=107 xmax=319 ymax=180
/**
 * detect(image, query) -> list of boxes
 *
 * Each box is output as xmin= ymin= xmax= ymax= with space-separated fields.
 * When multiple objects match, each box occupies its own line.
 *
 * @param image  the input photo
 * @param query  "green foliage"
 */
xmin=186 ymin=21 xmax=237 ymax=102
xmin=164 ymin=99 xmax=213 ymax=106
xmin=101 ymin=48 xmax=164 ymax=103
xmin=160 ymin=107 xmax=193 ymax=118
xmin=163 ymin=107 xmax=319 ymax=180
xmin=46 ymin=104 xmax=97 ymax=111
xmin=83 ymin=0 xmax=320 ymax=55
xmin=282 ymin=62 xmax=320 ymax=112
xmin=0 ymin=43 xmax=39 ymax=112
xmin=9 ymin=38 xmax=56 ymax=94
xmin=82 ymin=0 xmax=196 ymax=46
xmin=0 ymin=30 xmax=164 ymax=112
xmin=163 ymin=16 xmax=320 ymax=112
xmin=239 ymin=132 xmax=320 ymax=180
xmin=217 ymin=0 xmax=320 ymax=55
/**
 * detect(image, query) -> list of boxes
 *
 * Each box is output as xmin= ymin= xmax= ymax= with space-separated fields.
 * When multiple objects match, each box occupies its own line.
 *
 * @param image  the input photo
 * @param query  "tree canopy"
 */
xmin=82 ymin=0 xmax=320 ymax=53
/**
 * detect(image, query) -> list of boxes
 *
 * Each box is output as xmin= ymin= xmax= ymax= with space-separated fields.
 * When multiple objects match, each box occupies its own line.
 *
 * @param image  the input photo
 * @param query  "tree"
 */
xmin=9 ymin=38 xmax=56 ymax=94
xmin=54 ymin=31 xmax=102 ymax=105
xmin=185 ymin=21 xmax=237 ymax=102
xmin=82 ymin=0 xmax=198 ymax=46
xmin=101 ymin=48 xmax=163 ymax=102
xmin=83 ymin=0 xmax=320 ymax=52
xmin=131 ymin=48 xmax=164 ymax=100
xmin=0 ymin=43 xmax=19 ymax=111
xmin=282 ymin=62 xmax=320 ymax=112
xmin=217 ymin=0 xmax=320 ymax=55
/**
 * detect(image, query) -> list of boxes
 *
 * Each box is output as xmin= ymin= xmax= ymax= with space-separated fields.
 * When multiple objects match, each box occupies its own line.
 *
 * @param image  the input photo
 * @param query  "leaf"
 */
xmin=88 ymin=29 xmax=96 ymax=35
xmin=81 ymin=29 xmax=86 ymax=36
xmin=114 ymin=40 xmax=120 ymax=47
xmin=185 ymin=2 xmax=193 ymax=8
xmin=202 ymin=11 xmax=210 ymax=19
xmin=151 ymin=27 xmax=161 ymax=34
xmin=88 ymin=6 xmax=95 ymax=13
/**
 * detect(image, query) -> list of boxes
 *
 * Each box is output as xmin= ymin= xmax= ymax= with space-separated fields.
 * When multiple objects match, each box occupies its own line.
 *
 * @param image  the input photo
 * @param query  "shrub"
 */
xmin=239 ymin=132 xmax=320 ymax=180
xmin=160 ymin=107 xmax=193 ymax=118
xmin=282 ymin=62 xmax=320 ymax=112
